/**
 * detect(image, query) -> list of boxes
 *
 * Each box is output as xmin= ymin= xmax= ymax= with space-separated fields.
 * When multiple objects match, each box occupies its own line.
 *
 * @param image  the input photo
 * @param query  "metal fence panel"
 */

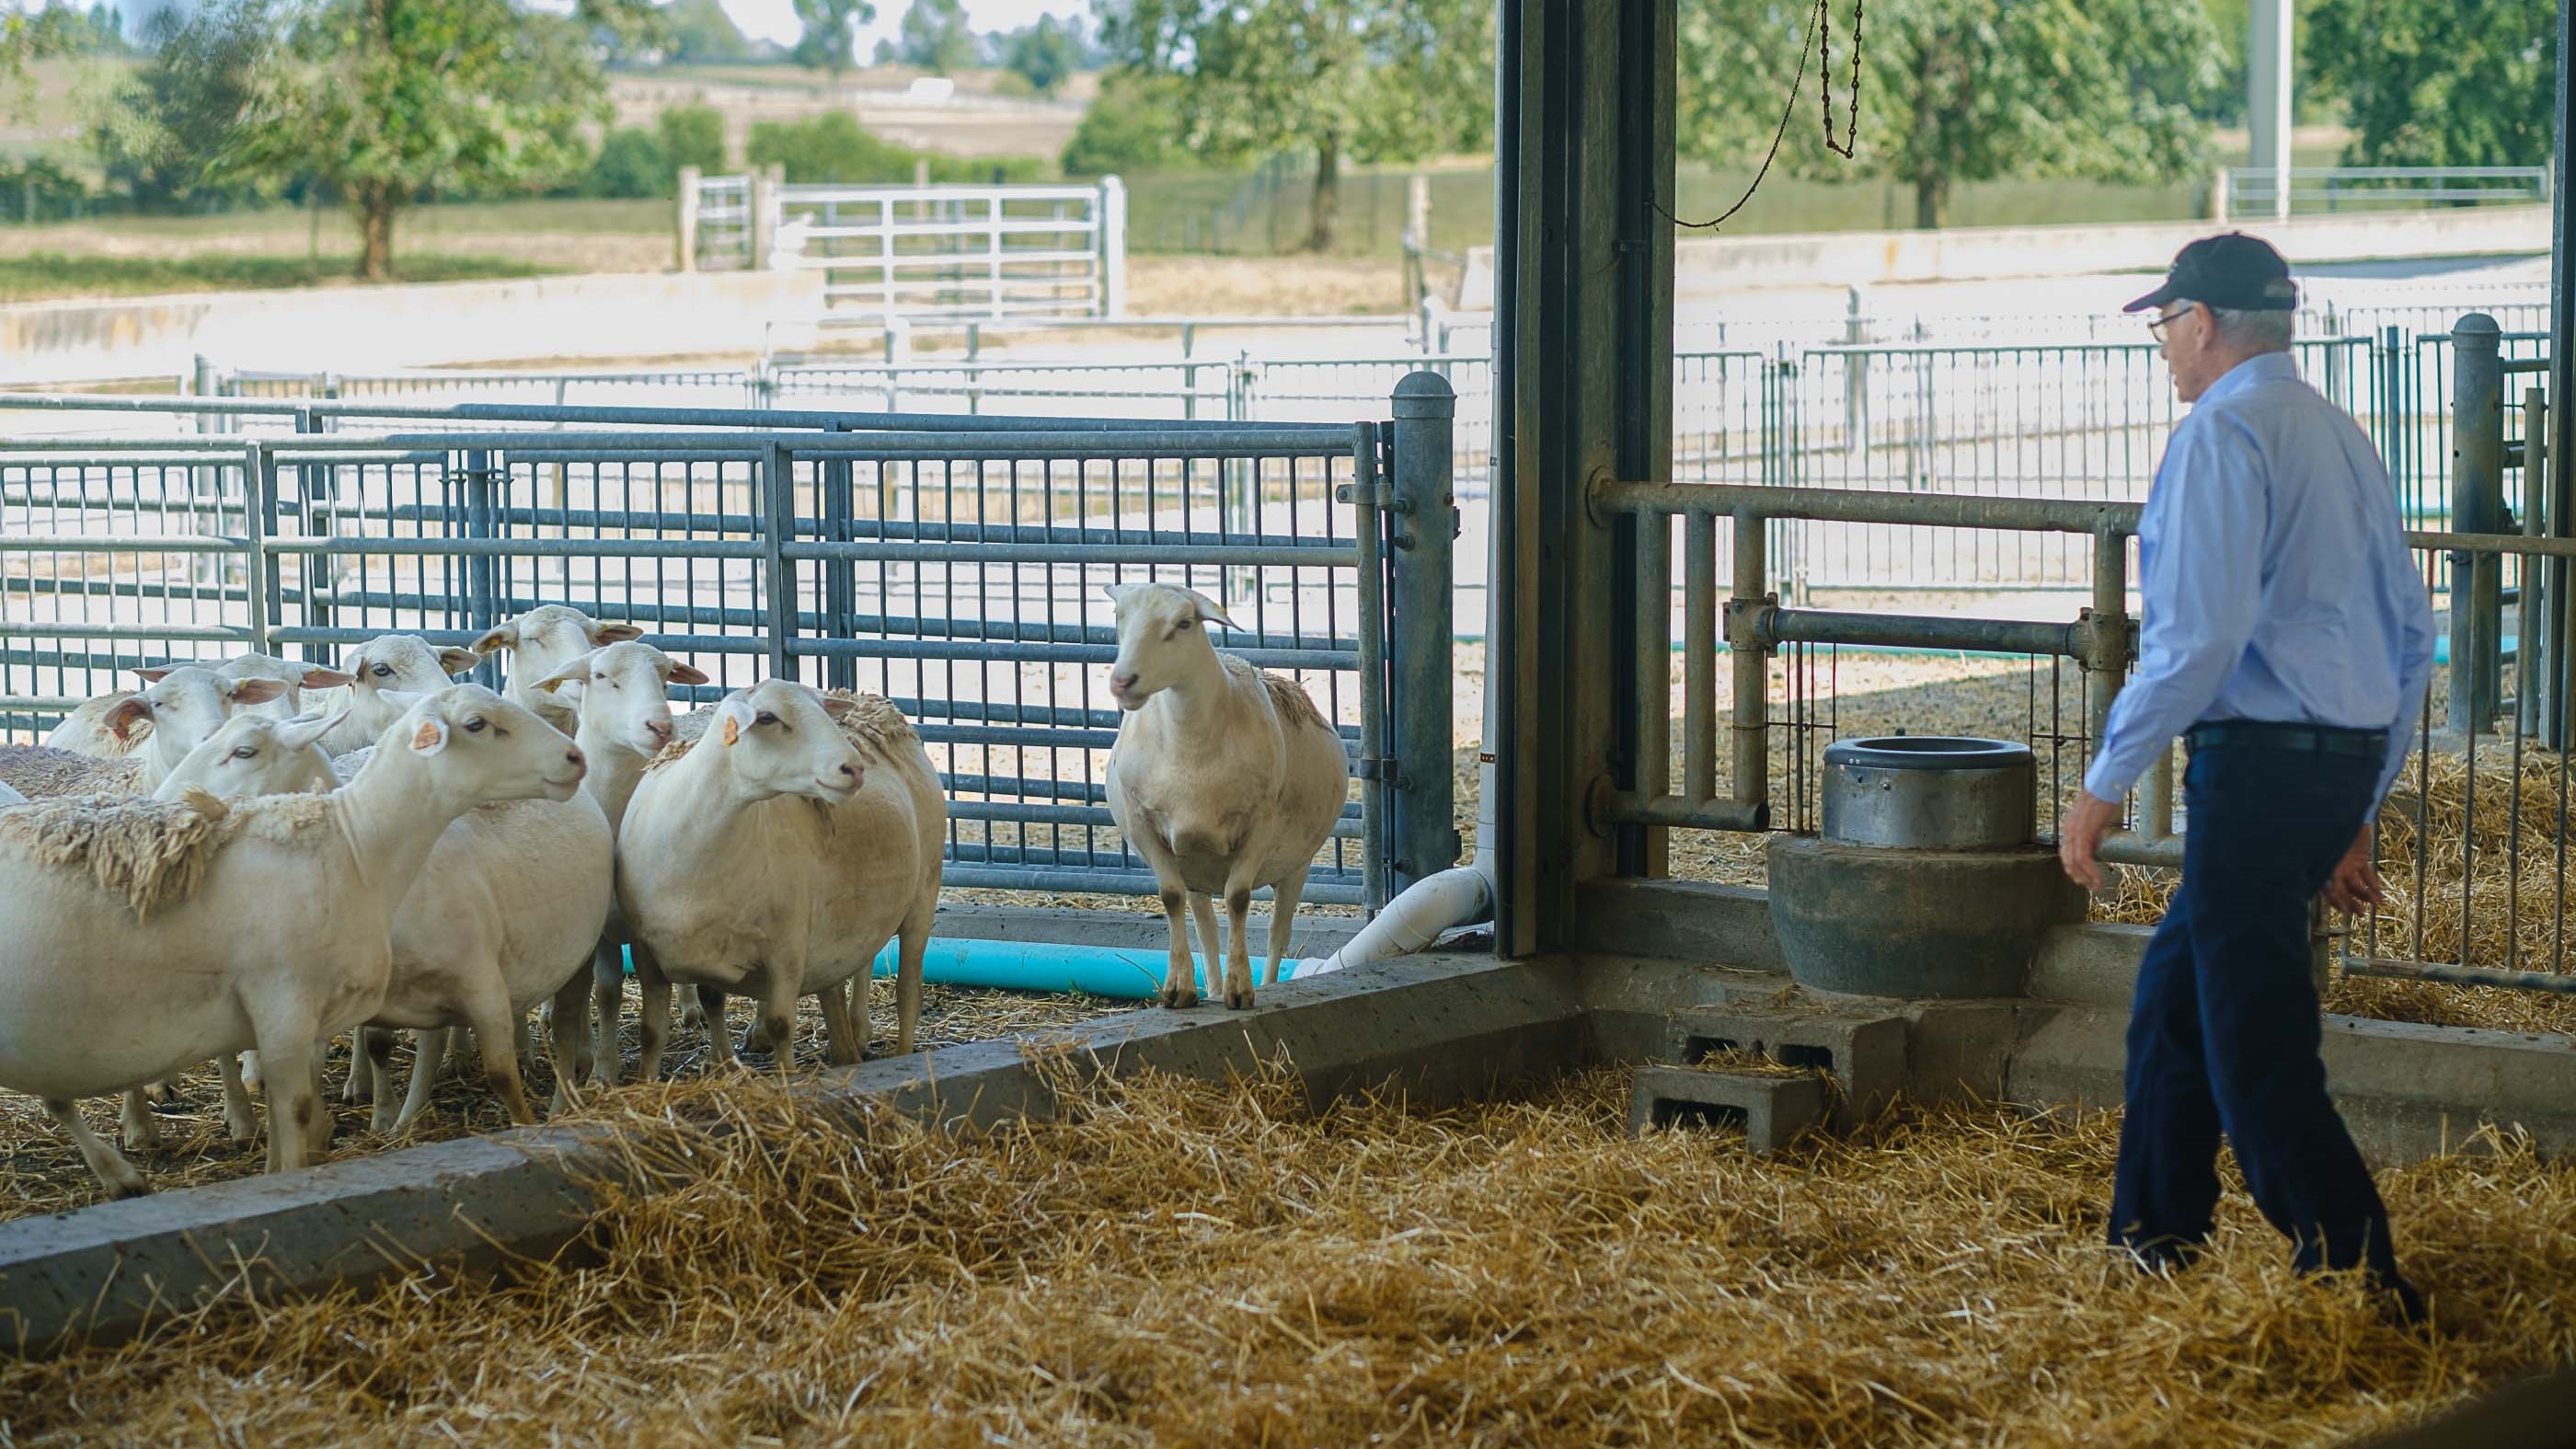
xmin=0 ymin=416 xmax=1431 ymax=909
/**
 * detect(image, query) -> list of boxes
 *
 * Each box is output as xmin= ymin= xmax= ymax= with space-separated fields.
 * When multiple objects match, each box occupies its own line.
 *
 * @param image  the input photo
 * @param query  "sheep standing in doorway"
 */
xmin=1103 ymin=582 xmax=1348 ymax=1010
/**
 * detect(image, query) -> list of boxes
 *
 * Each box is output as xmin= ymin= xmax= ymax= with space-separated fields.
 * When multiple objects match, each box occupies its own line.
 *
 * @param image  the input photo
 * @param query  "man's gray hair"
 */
xmin=2207 ymin=305 xmax=2295 ymax=352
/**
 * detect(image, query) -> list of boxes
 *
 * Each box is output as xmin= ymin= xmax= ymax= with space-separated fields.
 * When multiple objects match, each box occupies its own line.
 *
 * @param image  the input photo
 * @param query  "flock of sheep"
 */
xmin=0 ymin=583 xmax=1350 ymax=1200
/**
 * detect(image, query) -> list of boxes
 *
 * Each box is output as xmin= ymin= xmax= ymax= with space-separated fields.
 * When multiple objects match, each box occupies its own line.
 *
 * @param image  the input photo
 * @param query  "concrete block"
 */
xmin=1667 ymin=1004 xmax=1907 ymax=1125
xmin=2029 ymin=924 xmax=2153 ymax=1006
xmin=1629 ymin=1064 xmax=1829 ymax=1153
xmin=1574 ymin=878 xmax=1781 ymax=971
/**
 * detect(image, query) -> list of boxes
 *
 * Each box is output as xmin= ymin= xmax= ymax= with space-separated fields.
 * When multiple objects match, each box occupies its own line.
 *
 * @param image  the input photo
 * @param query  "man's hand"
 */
xmin=2059 ymin=790 xmax=2122 ymax=891
xmin=2321 ymin=826 xmax=2386 ymax=915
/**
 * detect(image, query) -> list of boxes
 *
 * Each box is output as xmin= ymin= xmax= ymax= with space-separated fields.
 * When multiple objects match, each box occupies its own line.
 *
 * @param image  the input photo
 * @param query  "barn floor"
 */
xmin=2 ymin=1060 xmax=2569 ymax=1446
xmin=0 ymin=982 xmax=1133 ymax=1222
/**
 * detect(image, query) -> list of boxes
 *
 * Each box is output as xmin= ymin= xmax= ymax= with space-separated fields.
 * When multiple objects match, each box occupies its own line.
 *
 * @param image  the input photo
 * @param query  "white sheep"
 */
xmin=0 ymin=685 xmax=586 ymax=1196
xmin=473 ymin=604 xmax=645 ymax=735
xmin=342 ymin=742 xmax=615 ymax=1133
xmin=523 ymin=642 xmax=710 ymax=1087
xmin=0 ymin=781 xmax=22 ymax=807
xmin=3 ymin=666 xmax=293 ymax=798
xmin=320 ymin=635 xmax=481 ymax=755
xmin=126 ymin=708 xmax=349 ymax=1148
xmin=616 ymin=681 xmax=945 ymax=1079
xmin=1102 ymin=582 xmax=1349 ymax=1010
xmin=42 ymin=692 xmax=146 ymax=756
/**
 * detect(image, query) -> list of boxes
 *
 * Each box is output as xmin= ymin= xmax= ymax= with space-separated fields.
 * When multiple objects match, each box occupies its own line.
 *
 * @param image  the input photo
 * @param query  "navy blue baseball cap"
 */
xmin=2123 ymin=232 xmax=2299 ymax=314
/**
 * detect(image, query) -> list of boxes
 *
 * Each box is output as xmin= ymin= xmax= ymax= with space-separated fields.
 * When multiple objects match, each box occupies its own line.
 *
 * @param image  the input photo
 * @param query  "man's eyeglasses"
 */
xmin=2147 ymin=305 xmax=2194 ymax=343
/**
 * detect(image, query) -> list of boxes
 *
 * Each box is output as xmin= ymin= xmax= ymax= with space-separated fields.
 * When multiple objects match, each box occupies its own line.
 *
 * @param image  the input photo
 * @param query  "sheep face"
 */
xmin=473 ymin=605 xmax=643 ymax=699
xmin=533 ymin=641 xmax=711 ymax=756
xmin=1104 ymin=582 xmax=1242 ymax=711
xmin=153 ymin=711 xmax=344 ymax=801
xmin=381 ymin=684 xmax=589 ymax=805
xmin=119 ymin=666 xmax=292 ymax=775
xmin=339 ymin=635 xmax=479 ymax=742
xmin=707 ymin=681 xmax=865 ymax=805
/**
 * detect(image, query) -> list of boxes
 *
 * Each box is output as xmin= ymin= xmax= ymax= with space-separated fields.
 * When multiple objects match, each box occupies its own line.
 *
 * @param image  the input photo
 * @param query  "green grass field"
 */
xmin=0 ymin=249 xmax=557 ymax=301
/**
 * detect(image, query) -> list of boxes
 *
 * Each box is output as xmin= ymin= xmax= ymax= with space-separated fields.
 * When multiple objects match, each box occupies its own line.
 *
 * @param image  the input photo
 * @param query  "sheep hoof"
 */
xmin=105 ymin=1174 xmax=151 ymax=1202
xmin=1157 ymin=985 xmax=1199 ymax=1009
xmin=1225 ymin=988 xmax=1256 ymax=1010
xmin=141 ymin=1081 xmax=178 ymax=1107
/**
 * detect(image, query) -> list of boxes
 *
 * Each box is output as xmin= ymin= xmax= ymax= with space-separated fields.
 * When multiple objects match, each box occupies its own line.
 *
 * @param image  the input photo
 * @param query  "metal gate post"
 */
xmin=246 ymin=443 xmax=274 ymax=661
xmin=462 ymin=447 xmax=501 ymax=691
xmin=821 ymin=426 xmax=856 ymax=692
xmin=1387 ymin=373 xmax=1460 ymax=893
xmin=293 ymin=408 xmax=336 ymax=664
xmin=762 ymin=441 xmax=798 ymax=684
xmin=2450 ymin=314 xmax=2504 ymax=733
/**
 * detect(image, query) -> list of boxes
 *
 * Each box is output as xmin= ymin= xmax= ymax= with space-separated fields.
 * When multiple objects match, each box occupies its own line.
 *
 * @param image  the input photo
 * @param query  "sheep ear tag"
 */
xmin=718 ymin=697 xmax=755 ymax=746
xmin=408 ymin=717 xmax=449 ymax=756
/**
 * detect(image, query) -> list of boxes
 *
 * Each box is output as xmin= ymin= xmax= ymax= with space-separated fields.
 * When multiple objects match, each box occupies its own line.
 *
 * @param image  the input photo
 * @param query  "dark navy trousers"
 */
xmin=2109 ymin=739 xmax=2405 ymax=1285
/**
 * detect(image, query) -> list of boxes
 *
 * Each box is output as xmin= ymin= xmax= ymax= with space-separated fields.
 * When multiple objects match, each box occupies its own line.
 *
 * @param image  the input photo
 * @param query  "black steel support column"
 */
xmin=1494 ymin=0 xmax=1676 ymax=953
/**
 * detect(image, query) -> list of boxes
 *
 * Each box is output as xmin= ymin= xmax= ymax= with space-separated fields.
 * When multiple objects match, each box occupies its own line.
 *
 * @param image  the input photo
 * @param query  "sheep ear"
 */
xmin=664 ymin=660 xmax=710 ymax=687
xmin=298 ymin=666 xmax=356 ymax=690
xmin=408 ymin=716 xmax=449 ymax=756
xmin=278 ymin=707 xmax=347 ymax=751
xmin=436 ymin=648 xmax=482 ymax=676
xmin=1102 ymin=582 xmax=1137 ymax=606
xmin=468 ymin=624 xmax=517 ymax=656
xmin=104 ymin=696 xmax=153 ymax=741
xmin=533 ymin=650 xmax=600 ymax=693
xmin=226 ymin=677 xmax=291 ymax=707
xmin=1187 ymin=589 xmax=1243 ymax=632
xmin=133 ymin=665 xmax=176 ymax=685
xmin=817 ymin=693 xmax=859 ymax=719
xmin=716 ymin=697 xmax=755 ymax=746
xmin=591 ymin=621 xmax=645 ymax=644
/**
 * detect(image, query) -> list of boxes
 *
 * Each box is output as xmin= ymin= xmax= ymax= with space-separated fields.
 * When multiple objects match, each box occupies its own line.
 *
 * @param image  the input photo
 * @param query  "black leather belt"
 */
xmin=2184 ymin=720 xmax=2389 ymax=759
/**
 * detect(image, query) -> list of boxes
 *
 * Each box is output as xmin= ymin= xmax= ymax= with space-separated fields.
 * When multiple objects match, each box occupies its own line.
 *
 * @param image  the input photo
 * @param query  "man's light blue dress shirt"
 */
xmin=2083 ymin=351 xmax=2437 ymax=809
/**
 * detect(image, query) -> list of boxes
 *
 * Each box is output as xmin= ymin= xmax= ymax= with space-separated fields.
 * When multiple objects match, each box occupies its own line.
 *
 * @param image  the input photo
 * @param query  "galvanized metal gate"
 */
xmin=0 ymin=392 xmax=1461 ymax=910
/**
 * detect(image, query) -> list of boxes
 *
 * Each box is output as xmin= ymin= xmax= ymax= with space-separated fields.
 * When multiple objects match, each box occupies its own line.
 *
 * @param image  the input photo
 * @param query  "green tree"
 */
xmin=1678 ymin=0 xmax=2222 ymax=230
xmin=1098 ymin=0 xmax=1490 ymax=251
xmin=896 ymin=0 xmax=975 ymax=74
xmin=231 ymin=0 xmax=632 ymax=281
xmin=2307 ymin=0 xmax=2554 ymax=170
xmin=89 ymin=0 xmax=280 ymax=212
xmin=1000 ymin=13 xmax=1081 ymax=96
xmin=661 ymin=0 xmax=753 ymax=63
xmin=658 ymin=102 xmax=729 ymax=175
xmin=792 ymin=0 xmax=870 ymax=80
xmin=583 ymin=125 xmax=671 ymax=197
xmin=1060 ymin=67 xmax=1181 ymax=174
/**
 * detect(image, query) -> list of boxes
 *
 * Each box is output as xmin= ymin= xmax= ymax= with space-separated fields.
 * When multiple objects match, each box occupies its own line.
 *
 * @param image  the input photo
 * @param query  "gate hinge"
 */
xmin=1351 ymin=754 xmax=1398 ymax=782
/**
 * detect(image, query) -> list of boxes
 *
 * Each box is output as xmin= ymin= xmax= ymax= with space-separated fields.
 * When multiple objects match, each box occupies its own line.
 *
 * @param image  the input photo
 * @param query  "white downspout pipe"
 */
xmin=1304 ymin=516 xmax=1502 ymax=974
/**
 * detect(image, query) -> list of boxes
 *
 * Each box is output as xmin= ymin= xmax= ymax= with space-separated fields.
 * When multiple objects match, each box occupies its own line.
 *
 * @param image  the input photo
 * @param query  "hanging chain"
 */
xmin=1662 ymin=0 xmax=1866 ymax=231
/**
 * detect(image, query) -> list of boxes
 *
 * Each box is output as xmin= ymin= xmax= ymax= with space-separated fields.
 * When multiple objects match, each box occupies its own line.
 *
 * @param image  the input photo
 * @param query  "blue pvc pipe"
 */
xmin=621 ymin=937 xmax=1306 ymax=1001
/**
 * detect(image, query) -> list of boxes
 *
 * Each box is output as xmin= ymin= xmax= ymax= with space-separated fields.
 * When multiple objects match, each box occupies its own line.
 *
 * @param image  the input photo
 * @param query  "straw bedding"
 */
xmin=0 ymin=982 xmax=1131 ymax=1223
xmin=4 ymin=1058 xmax=2569 ymax=1446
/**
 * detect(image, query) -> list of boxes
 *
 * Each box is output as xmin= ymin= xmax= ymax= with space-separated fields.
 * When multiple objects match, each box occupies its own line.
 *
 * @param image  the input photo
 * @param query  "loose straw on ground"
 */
xmin=2 ymin=1059 xmax=2566 ymax=1446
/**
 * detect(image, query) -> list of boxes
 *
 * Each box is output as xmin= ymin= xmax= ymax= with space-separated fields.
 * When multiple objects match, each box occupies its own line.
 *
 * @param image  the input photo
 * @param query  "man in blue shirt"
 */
xmin=2058 ymin=234 xmax=2437 ymax=1321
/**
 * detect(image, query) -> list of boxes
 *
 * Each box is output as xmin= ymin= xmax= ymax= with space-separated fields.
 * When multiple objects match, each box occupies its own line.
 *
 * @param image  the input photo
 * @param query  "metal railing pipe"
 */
xmin=1753 ymin=606 xmax=2083 ymax=657
xmin=1683 ymin=512 xmax=1717 ymax=801
xmin=1596 ymin=478 xmax=2140 ymax=535
xmin=2451 ymin=313 xmax=2505 ymax=732
xmin=1728 ymin=508 xmax=1770 ymax=827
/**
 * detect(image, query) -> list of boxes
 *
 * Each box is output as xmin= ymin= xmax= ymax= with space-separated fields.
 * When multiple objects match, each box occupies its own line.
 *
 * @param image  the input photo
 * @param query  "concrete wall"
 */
xmin=1455 ymin=206 xmax=2551 ymax=307
xmin=0 ymin=270 xmax=826 ymax=386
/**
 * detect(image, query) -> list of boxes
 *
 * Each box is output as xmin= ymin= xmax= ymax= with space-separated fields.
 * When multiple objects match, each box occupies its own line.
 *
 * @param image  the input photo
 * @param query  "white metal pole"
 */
xmin=2248 ymin=0 xmax=2294 ymax=223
